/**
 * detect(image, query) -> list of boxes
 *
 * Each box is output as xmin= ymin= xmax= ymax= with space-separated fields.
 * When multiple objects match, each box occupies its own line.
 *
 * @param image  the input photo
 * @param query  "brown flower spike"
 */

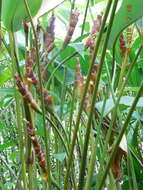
xmin=15 ymin=76 xmax=41 ymax=113
xmin=44 ymin=14 xmax=56 ymax=52
xmin=63 ymin=9 xmax=79 ymax=48
xmin=85 ymin=14 xmax=103 ymax=55
xmin=26 ymin=121 xmax=48 ymax=179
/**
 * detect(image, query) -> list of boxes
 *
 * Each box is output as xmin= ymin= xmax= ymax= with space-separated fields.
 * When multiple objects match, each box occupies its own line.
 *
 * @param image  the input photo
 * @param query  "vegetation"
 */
xmin=0 ymin=0 xmax=143 ymax=189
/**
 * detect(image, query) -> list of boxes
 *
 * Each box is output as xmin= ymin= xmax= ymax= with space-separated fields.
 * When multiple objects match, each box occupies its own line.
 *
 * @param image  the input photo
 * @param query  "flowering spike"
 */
xmin=15 ymin=76 xmax=41 ymax=113
xmin=44 ymin=14 xmax=56 ymax=52
xmin=63 ymin=9 xmax=79 ymax=48
xmin=26 ymin=121 xmax=48 ymax=177
xmin=119 ymin=33 xmax=126 ymax=57
xmin=85 ymin=14 xmax=103 ymax=54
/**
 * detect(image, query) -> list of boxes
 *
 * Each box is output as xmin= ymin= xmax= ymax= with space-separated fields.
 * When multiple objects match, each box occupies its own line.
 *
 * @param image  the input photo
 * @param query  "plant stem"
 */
xmin=96 ymin=81 xmax=143 ymax=190
xmin=99 ymin=45 xmax=142 ymax=171
xmin=78 ymin=1 xmax=119 ymax=188
xmin=9 ymin=32 xmax=28 ymax=190
xmin=63 ymin=0 xmax=113 ymax=189
xmin=81 ymin=0 xmax=90 ymax=35
xmin=23 ymin=0 xmax=52 ymax=188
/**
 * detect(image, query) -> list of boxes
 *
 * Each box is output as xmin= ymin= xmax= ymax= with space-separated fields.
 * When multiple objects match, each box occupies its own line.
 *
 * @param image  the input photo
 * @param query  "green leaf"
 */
xmin=96 ymin=96 xmax=143 ymax=116
xmin=0 ymin=141 xmax=16 ymax=151
xmin=0 ymin=88 xmax=14 ymax=95
xmin=108 ymin=0 xmax=143 ymax=48
xmin=0 ymin=68 xmax=12 ymax=86
xmin=69 ymin=43 xmax=85 ymax=59
xmin=2 ymin=0 xmax=42 ymax=31
xmin=53 ymin=152 xmax=67 ymax=162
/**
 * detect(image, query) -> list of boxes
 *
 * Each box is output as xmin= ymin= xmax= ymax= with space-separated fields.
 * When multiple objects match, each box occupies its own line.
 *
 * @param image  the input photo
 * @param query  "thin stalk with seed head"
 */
xmin=63 ymin=1 xmax=113 ymax=189
xmin=77 ymin=0 xmax=119 ymax=189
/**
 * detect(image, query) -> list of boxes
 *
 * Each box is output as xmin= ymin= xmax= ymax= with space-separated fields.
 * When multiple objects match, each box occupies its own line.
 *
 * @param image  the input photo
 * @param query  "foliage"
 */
xmin=0 ymin=0 xmax=143 ymax=190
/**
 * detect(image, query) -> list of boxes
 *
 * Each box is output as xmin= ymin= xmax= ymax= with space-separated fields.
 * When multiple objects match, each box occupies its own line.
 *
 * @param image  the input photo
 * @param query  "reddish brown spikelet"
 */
xmin=63 ymin=9 xmax=79 ymax=48
xmin=85 ymin=14 xmax=102 ymax=54
xmin=75 ymin=57 xmax=91 ymax=109
xmin=36 ymin=24 xmax=41 ymax=42
xmin=43 ymin=88 xmax=53 ymax=110
xmin=23 ymin=22 xmax=29 ymax=35
xmin=126 ymin=27 xmax=133 ymax=54
xmin=119 ymin=33 xmax=126 ymax=57
xmin=44 ymin=14 xmax=56 ymax=52
xmin=25 ymin=51 xmax=33 ymax=80
xmin=15 ymin=76 xmax=41 ymax=113
xmin=90 ymin=64 xmax=99 ymax=93
xmin=26 ymin=121 xmax=47 ymax=175
xmin=25 ymin=51 xmax=39 ymax=88
xmin=31 ymin=47 xmax=36 ymax=62
xmin=75 ymin=56 xmax=84 ymax=95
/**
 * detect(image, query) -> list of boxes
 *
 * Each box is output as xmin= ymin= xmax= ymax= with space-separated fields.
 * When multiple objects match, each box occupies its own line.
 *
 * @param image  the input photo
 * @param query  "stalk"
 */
xmin=23 ymin=0 xmax=52 ymax=188
xmin=81 ymin=0 xmax=90 ymax=35
xmin=77 ymin=0 xmax=119 ymax=189
xmin=96 ymin=81 xmax=143 ymax=190
xmin=98 ymin=45 xmax=143 ymax=172
xmin=84 ymin=89 xmax=108 ymax=190
xmin=63 ymin=1 xmax=113 ymax=189
xmin=9 ymin=32 xmax=28 ymax=190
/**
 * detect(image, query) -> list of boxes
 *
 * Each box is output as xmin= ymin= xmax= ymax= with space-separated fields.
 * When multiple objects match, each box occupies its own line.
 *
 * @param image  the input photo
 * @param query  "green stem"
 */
xmin=63 ymin=0 xmax=113 ymax=189
xmin=77 ymin=0 xmax=119 ymax=189
xmin=81 ymin=0 xmax=90 ymax=35
xmin=84 ymin=88 xmax=109 ymax=190
xmin=23 ymin=0 xmax=52 ymax=188
xmin=9 ymin=32 xmax=28 ymax=190
xmin=99 ymin=45 xmax=142 ymax=171
xmin=96 ymin=81 xmax=143 ymax=190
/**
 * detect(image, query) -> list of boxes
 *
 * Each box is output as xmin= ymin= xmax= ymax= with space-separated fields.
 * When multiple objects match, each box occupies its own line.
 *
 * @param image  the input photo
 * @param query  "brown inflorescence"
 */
xmin=26 ymin=121 xmax=47 ymax=176
xmin=63 ymin=9 xmax=79 ymax=48
xmin=25 ymin=50 xmax=53 ymax=110
xmin=75 ymin=56 xmax=90 ymax=109
xmin=75 ymin=56 xmax=85 ymax=96
xmin=85 ymin=14 xmax=103 ymax=55
xmin=44 ymin=14 xmax=56 ymax=53
xmin=25 ymin=51 xmax=39 ymax=88
xmin=90 ymin=64 xmax=99 ymax=93
xmin=119 ymin=33 xmax=126 ymax=57
xmin=15 ymin=75 xmax=41 ymax=113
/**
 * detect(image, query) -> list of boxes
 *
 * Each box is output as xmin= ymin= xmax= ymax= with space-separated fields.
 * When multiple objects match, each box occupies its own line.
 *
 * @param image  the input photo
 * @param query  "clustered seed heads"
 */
xmin=75 ymin=56 xmax=99 ymax=110
xmin=75 ymin=56 xmax=85 ymax=96
xmin=25 ymin=51 xmax=39 ymax=88
xmin=126 ymin=27 xmax=133 ymax=53
xmin=44 ymin=14 xmax=56 ymax=52
xmin=15 ymin=76 xmax=41 ymax=113
xmin=43 ymin=88 xmax=53 ymax=109
xmin=119 ymin=33 xmax=126 ymax=57
xmin=85 ymin=14 xmax=103 ymax=55
xmin=63 ymin=9 xmax=79 ymax=48
xmin=75 ymin=56 xmax=90 ymax=109
xmin=90 ymin=64 xmax=99 ymax=93
xmin=25 ymin=50 xmax=53 ymax=110
xmin=26 ymin=121 xmax=48 ymax=178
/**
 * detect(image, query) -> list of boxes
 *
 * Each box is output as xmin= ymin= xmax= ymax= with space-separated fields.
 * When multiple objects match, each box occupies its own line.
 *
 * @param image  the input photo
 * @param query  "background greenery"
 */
xmin=0 ymin=0 xmax=143 ymax=189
